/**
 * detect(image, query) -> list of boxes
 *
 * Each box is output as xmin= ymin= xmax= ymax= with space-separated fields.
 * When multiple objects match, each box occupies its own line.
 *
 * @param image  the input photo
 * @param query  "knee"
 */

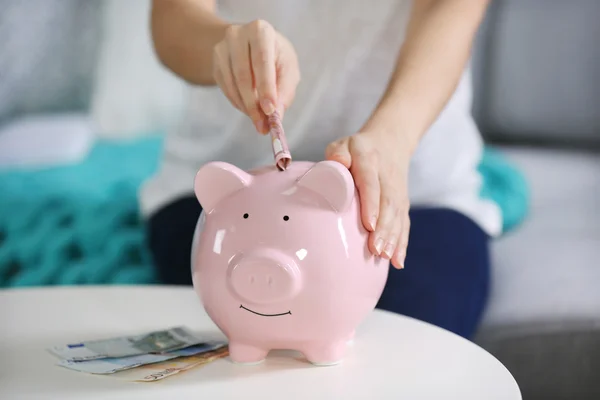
xmin=377 ymin=208 xmax=492 ymax=339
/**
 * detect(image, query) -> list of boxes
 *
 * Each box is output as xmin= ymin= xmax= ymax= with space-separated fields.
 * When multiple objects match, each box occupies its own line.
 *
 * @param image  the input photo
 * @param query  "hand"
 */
xmin=212 ymin=20 xmax=300 ymax=133
xmin=325 ymin=131 xmax=411 ymax=269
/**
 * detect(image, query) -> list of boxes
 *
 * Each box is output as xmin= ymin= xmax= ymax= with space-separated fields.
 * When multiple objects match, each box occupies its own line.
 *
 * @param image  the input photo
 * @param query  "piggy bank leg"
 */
xmin=228 ymin=342 xmax=269 ymax=365
xmin=303 ymin=340 xmax=347 ymax=366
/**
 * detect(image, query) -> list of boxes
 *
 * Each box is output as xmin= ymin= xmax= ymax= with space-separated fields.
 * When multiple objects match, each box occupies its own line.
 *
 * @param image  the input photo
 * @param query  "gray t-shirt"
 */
xmin=141 ymin=0 xmax=501 ymax=235
xmin=140 ymin=0 xmax=502 ymax=237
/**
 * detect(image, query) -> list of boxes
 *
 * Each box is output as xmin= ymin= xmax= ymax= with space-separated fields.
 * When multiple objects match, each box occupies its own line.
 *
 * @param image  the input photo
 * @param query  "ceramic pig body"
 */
xmin=191 ymin=160 xmax=388 ymax=365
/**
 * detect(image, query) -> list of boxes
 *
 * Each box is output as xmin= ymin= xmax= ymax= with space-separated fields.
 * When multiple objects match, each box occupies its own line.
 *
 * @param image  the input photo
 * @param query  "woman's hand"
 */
xmin=325 ymin=131 xmax=412 ymax=269
xmin=212 ymin=20 xmax=300 ymax=133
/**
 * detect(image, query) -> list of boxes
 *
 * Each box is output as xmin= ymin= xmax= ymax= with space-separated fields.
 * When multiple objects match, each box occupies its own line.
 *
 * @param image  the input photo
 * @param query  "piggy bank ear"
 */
xmin=297 ymin=161 xmax=354 ymax=212
xmin=194 ymin=162 xmax=253 ymax=212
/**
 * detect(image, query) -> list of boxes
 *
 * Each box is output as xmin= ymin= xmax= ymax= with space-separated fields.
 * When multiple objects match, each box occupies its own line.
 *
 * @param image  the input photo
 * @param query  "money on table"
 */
xmin=111 ymin=347 xmax=229 ymax=382
xmin=47 ymin=326 xmax=222 ymax=361
xmin=57 ymin=342 xmax=227 ymax=374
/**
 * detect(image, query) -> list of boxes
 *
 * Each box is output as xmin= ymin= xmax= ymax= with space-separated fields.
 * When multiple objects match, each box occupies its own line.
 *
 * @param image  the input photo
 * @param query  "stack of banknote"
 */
xmin=47 ymin=327 xmax=229 ymax=382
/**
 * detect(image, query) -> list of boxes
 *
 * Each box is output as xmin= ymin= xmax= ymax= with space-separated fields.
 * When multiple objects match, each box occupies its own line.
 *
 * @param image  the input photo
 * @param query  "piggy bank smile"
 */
xmin=191 ymin=160 xmax=388 ymax=366
xmin=239 ymin=305 xmax=291 ymax=317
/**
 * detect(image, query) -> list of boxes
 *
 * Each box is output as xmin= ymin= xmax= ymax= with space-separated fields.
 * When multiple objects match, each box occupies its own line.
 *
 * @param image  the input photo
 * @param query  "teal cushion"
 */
xmin=478 ymin=147 xmax=530 ymax=233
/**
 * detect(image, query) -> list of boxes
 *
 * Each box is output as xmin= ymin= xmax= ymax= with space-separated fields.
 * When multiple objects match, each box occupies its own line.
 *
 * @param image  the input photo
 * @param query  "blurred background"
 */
xmin=0 ymin=1 xmax=598 ymax=399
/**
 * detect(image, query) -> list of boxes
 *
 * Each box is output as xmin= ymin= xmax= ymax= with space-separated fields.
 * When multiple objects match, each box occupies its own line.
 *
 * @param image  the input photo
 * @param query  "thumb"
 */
xmin=325 ymin=137 xmax=352 ymax=169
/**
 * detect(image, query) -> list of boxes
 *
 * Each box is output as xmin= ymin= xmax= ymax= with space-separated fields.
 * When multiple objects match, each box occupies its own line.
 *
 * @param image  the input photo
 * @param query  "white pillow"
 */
xmin=90 ymin=0 xmax=188 ymax=139
xmin=0 ymin=113 xmax=95 ymax=168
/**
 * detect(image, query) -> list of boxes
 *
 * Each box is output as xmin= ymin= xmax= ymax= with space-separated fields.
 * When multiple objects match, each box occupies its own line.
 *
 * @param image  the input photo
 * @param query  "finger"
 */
xmin=392 ymin=214 xmax=410 ymax=269
xmin=382 ymin=212 xmax=403 ymax=262
xmin=276 ymin=53 xmax=300 ymax=115
xmin=213 ymin=46 xmax=244 ymax=112
xmin=228 ymin=32 xmax=264 ymax=132
xmin=248 ymin=21 xmax=277 ymax=116
xmin=325 ymin=137 xmax=352 ymax=169
xmin=352 ymin=153 xmax=381 ymax=234
xmin=214 ymin=68 xmax=241 ymax=112
xmin=371 ymin=180 xmax=399 ymax=258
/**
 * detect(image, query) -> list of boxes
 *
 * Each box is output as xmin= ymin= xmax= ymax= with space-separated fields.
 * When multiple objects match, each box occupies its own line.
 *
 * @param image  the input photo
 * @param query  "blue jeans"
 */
xmin=147 ymin=198 xmax=490 ymax=339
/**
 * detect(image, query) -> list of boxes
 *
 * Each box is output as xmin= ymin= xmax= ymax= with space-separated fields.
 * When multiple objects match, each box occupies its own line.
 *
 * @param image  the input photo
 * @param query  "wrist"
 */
xmin=360 ymin=100 xmax=421 ymax=156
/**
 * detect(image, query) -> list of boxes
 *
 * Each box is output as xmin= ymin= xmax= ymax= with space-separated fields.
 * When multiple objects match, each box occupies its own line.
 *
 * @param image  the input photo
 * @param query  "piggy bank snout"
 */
xmin=228 ymin=250 xmax=301 ymax=305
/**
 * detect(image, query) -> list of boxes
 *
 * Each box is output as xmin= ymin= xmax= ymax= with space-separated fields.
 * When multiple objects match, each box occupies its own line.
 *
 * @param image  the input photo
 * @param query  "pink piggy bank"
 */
xmin=191 ymin=160 xmax=388 ymax=366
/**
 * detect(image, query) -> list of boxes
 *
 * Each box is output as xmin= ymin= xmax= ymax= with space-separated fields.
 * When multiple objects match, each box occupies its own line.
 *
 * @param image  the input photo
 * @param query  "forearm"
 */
xmin=363 ymin=0 xmax=489 ymax=154
xmin=150 ymin=0 xmax=231 ymax=85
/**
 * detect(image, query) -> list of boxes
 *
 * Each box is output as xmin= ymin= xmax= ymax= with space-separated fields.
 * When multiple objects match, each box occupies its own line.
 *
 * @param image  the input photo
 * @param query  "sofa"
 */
xmin=471 ymin=1 xmax=600 ymax=399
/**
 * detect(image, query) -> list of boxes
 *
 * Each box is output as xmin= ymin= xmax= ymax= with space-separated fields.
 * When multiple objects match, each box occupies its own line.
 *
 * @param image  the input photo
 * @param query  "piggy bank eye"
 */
xmin=243 ymin=213 xmax=249 ymax=219
xmin=283 ymin=215 xmax=289 ymax=221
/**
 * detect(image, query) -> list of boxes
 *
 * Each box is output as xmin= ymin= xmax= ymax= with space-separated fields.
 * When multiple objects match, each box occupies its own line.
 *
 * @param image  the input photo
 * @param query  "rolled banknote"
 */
xmin=111 ymin=346 xmax=229 ymax=382
xmin=56 ymin=342 xmax=227 ymax=374
xmin=268 ymin=110 xmax=291 ymax=171
xmin=48 ymin=326 xmax=210 ymax=361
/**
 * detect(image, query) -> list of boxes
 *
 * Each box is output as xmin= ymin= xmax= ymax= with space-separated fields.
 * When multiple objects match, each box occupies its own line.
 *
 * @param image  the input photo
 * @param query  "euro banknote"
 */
xmin=268 ymin=110 xmax=291 ymax=171
xmin=56 ymin=342 xmax=227 ymax=374
xmin=110 ymin=346 xmax=229 ymax=382
xmin=48 ymin=326 xmax=211 ymax=361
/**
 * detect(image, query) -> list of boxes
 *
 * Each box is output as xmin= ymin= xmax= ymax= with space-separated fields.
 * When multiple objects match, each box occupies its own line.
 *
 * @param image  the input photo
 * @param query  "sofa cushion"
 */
xmin=477 ymin=328 xmax=600 ymax=400
xmin=472 ymin=0 xmax=600 ymax=146
xmin=0 ymin=0 xmax=102 ymax=123
xmin=474 ymin=146 xmax=600 ymax=398
xmin=478 ymin=146 xmax=600 ymax=333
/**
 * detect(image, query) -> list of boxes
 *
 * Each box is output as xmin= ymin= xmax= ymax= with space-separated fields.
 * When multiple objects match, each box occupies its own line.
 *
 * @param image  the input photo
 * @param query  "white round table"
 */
xmin=0 ymin=286 xmax=521 ymax=400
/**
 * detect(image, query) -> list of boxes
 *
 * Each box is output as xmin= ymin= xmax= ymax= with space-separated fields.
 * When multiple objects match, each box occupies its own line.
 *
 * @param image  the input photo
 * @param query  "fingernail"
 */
xmin=395 ymin=250 xmax=405 ymax=269
xmin=368 ymin=216 xmax=377 ymax=231
xmin=260 ymin=99 xmax=275 ymax=115
xmin=374 ymin=237 xmax=384 ymax=255
xmin=382 ymin=243 xmax=395 ymax=259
